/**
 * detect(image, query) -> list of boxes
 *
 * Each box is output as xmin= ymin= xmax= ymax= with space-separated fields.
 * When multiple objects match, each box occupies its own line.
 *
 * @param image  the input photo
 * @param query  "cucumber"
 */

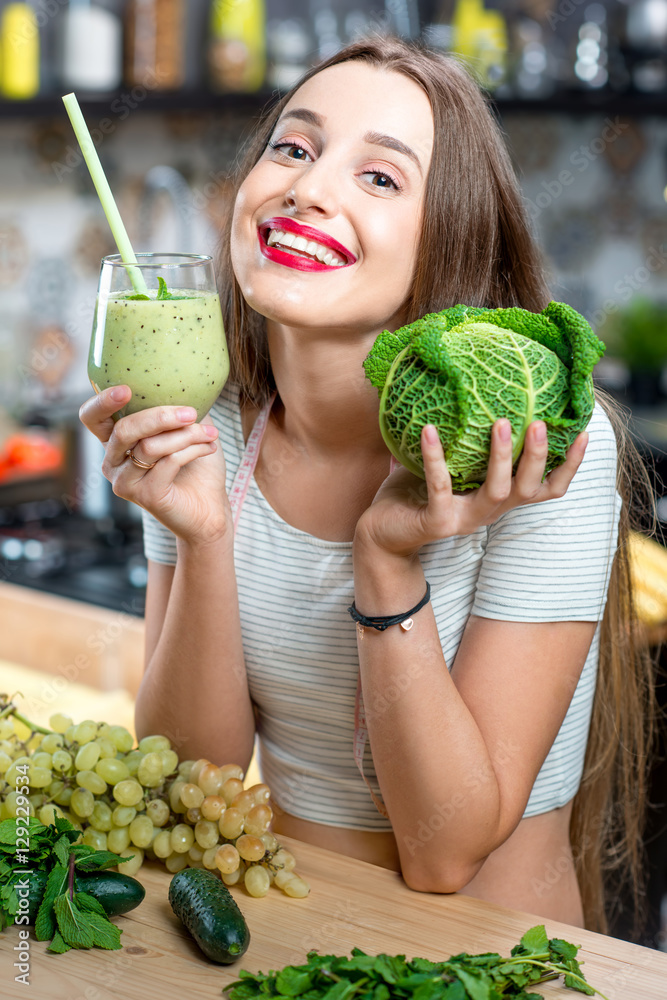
xmin=168 ymin=867 xmax=250 ymax=964
xmin=26 ymin=868 xmax=145 ymax=923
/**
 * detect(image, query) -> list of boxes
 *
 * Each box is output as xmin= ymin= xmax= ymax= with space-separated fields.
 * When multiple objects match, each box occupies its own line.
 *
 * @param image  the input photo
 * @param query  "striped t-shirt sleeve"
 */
xmin=472 ymin=404 xmax=621 ymax=623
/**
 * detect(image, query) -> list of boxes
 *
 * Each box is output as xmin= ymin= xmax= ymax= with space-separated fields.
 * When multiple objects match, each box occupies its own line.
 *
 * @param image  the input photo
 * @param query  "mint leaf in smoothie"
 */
xmin=157 ymin=276 xmax=172 ymax=299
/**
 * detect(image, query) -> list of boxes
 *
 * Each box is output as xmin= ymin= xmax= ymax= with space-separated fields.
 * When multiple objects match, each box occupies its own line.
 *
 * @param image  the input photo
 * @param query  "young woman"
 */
xmin=80 ymin=36 xmax=654 ymax=933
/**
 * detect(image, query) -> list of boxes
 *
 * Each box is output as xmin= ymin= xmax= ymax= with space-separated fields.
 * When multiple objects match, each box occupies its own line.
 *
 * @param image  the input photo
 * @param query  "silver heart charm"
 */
xmin=400 ymin=618 xmax=414 ymax=631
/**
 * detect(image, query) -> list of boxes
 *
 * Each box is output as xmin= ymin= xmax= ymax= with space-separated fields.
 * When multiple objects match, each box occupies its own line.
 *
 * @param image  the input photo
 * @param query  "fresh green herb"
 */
xmin=0 ymin=816 xmax=128 ymax=952
xmin=157 ymin=275 xmax=172 ymax=299
xmin=225 ymin=926 xmax=609 ymax=1000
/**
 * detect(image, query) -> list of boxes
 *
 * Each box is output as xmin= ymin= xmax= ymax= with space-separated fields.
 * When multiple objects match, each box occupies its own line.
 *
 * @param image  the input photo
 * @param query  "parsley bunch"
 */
xmin=0 ymin=815 xmax=130 ymax=952
xmin=226 ymin=926 xmax=609 ymax=1000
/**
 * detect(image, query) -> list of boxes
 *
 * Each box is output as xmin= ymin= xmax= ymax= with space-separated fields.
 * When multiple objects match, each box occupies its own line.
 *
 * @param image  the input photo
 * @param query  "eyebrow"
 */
xmin=276 ymin=109 xmax=424 ymax=175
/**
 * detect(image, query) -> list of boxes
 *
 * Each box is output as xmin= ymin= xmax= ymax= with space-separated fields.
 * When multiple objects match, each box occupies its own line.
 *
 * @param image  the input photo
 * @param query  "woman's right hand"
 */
xmin=79 ymin=384 xmax=231 ymax=546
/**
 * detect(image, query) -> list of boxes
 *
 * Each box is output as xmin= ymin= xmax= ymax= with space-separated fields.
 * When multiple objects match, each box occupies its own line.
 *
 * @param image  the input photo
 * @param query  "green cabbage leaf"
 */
xmin=363 ymin=301 xmax=605 ymax=489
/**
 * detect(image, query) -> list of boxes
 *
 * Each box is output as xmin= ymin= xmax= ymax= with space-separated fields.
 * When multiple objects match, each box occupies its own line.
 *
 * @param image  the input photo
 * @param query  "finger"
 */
xmin=116 ymin=440 xmax=219 ymax=493
xmin=418 ymin=425 xmax=453 ymax=526
xmin=105 ymin=405 xmax=199 ymax=466
xmin=124 ymin=423 xmax=218 ymax=468
xmin=511 ymin=420 xmax=549 ymax=500
xmin=477 ymin=419 xmax=513 ymax=508
xmin=541 ymin=431 xmax=588 ymax=498
xmin=79 ymin=385 xmax=132 ymax=443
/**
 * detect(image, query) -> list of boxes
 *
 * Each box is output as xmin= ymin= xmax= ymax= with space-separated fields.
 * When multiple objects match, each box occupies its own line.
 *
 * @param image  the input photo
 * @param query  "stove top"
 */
xmin=0 ymin=506 xmax=146 ymax=615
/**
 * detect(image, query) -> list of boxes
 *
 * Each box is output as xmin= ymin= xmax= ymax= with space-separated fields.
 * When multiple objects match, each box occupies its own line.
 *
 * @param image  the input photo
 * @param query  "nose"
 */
xmin=283 ymin=156 xmax=338 ymax=218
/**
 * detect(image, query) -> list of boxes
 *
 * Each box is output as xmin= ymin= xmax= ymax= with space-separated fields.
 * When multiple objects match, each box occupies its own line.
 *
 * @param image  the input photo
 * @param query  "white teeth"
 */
xmin=265 ymin=228 xmax=348 ymax=266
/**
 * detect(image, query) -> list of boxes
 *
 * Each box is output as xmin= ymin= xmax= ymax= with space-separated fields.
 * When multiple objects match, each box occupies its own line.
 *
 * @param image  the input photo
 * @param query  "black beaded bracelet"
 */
xmin=347 ymin=582 xmax=431 ymax=634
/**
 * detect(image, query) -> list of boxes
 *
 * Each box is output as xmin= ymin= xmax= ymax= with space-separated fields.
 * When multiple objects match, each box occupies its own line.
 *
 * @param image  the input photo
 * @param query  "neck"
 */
xmin=266 ymin=322 xmax=388 ymax=460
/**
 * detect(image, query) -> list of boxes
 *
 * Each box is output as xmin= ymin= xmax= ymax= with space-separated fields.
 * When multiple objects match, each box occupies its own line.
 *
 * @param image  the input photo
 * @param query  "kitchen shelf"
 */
xmin=2 ymin=88 xmax=667 ymax=120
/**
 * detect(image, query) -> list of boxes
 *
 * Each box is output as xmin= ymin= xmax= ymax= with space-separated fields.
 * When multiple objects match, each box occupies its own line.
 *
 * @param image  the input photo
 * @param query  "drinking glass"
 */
xmin=88 ymin=253 xmax=229 ymax=420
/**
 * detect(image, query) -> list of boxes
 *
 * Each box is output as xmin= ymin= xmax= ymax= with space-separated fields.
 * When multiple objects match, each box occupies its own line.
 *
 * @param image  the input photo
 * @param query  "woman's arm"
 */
xmin=352 ymin=539 xmax=596 ymax=892
xmin=136 ymin=546 xmax=256 ymax=771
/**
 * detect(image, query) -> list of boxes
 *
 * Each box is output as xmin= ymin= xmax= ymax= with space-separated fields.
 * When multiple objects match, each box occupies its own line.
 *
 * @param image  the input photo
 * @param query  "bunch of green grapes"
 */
xmin=0 ymin=706 xmax=309 ymax=899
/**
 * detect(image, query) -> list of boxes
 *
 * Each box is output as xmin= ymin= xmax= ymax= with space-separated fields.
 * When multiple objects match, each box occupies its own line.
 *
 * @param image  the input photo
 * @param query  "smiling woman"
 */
xmin=78 ymin=35 xmax=655 ymax=940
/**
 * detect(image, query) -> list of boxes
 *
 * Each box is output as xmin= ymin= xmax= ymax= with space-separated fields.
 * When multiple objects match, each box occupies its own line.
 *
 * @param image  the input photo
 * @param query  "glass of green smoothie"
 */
xmin=88 ymin=253 xmax=230 ymax=420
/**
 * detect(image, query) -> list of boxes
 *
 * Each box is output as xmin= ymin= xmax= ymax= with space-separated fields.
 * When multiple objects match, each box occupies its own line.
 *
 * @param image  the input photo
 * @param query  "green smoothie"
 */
xmin=88 ymin=289 xmax=229 ymax=420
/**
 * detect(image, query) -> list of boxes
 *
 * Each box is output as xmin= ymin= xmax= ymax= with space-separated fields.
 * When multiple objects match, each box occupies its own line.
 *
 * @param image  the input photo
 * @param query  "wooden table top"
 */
xmin=1 ymin=836 xmax=666 ymax=1000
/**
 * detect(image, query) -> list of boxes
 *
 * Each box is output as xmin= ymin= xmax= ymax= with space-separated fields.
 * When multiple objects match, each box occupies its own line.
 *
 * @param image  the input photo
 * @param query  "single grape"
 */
xmin=73 ymin=720 xmax=98 ymax=745
xmin=83 ymin=827 xmax=108 ymax=852
xmin=76 ymin=769 xmax=107 ymax=795
xmin=186 ymin=807 xmax=202 ymax=825
xmin=260 ymin=832 xmax=279 ymax=853
xmin=53 ymin=785 xmax=73 ymax=807
xmin=158 ymin=749 xmax=179 ymax=777
xmin=123 ymin=750 xmax=144 ymax=777
xmin=28 ymin=793 xmax=46 ymax=810
xmin=273 ymin=869 xmax=295 ymax=890
xmin=243 ymin=804 xmax=272 ymax=836
xmin=64 ymin=724 xmax=78 ymax=743
xmin=31 ymin=751 xmax=53 ymax=769
xmin=170 ymin=823 xmax=195 ymax=854
xmin=70 ymin=787 xmax=95 ymax=818
xmin=96 ymin=722 xmax=112 ymax=738
xmin=96 ymin=737 xmax=117 ymax=759
xmin=28 ymin=766 xmax=54 ymax=789
xmin=0 ymin=718 xmax=14 ymax=740
xmin=236 ymin=834 xmax=266 ymax=863
xmin=118 ymin=848 xmax=143 ymax=877
xmin=89 ymin=801 xmax=113 ymax=832
xmin=244 ymin=865 xmax=271 ymax=898
xmin=49 ymin=713 xmax=73 ymax=734
xmin=74 ymin=742 xmax=101 ymax=771
xmin=0 ymin=751 xmax=12 ymax=775
xmin=194 ymin=820 xmax=219 ymax=850
xmin=153 ymin=829 xmax=172 ymax=858
xmin=179 ymin=783 xmax=204 ymax=809
xmin=202 ymin=846 xmax=219 ymax=870
xmin=138 ymin=734 xmax=171 ymax=754
xmin=177 ymin=760 xmax=194 ymax=781
xmin=221 ymin=866 xmax=244 ymax=886
xmin=200 ymin=795 xmax=226 ymax=822
xmin=95 ymin=757 xmax=130 ymax=785
xmin=218 ymin=807 xmax=244 ymax=840
xmin=108 ymin=726 xmax=134 ymax=753
xmin=112 ymin=805 xmax=137 ymax=827
xmin=3 ymin=791 xmax=33 ymax=818
xmin=215 ymin=843 xmax=241 ymax=874
xmin=51 ymin=750 xmax=73 ymax=774
xmin=197 ymin=763 xmax=224 ymax=796
xmin=165 ymin=851 xmax=189 ymax=873
xmin=129 ymin=815 xmax=154 ymax=848
xmin=146 ymin=798 xmax=170 ymax=827
xmin=113 ymin=779 xmax=144 ymax=807
xmin=218 ymin=763 xmax=244 ymax=784
xmin=272 ymin=849 xmax=296 ymax=873
xmin=38 ymin=803 xmax=63 ymax=825
xmin=282 ymin=874 xmax=310 ymax=898
xmin=230 ymin=789 xmax=255 ymax=816
xmin=188 ymin=844 xmax=205 ymax=863
xmin=40 ymin=733 xmax=64 ymax=754
xmin=107 ymin=825 xmax=131 ymax=853
xmin=247 ymin=782 xmax=271 ymax=806
xmin=137 ymin=751 xmax=164 ymax=787
xmin=221 ymin=777 xmax=244 ymax=805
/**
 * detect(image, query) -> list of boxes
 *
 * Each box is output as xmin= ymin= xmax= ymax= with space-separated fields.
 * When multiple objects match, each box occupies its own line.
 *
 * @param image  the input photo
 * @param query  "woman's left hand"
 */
xmin=355 ymin=418 xmax=588 ymax=559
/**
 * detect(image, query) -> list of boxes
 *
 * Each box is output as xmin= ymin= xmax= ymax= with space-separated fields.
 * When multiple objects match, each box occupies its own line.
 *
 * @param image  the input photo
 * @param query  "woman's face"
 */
xmin=230 ymin=60 xmax=434 ymax=337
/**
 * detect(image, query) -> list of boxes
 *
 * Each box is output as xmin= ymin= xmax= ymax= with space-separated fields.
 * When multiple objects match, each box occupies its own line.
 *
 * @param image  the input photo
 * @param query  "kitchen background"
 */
xmin=0 ymin=0 xmax=666 ymax=949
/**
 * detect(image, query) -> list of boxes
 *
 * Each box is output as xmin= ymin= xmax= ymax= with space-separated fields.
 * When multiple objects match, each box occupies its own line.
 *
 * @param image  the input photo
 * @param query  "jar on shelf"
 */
xmin=59 ymin=0 xmax=124 ymax=94
xmin=208 ymin=0 xmax=266 ymax=93
xmin=125 ymin=0 xmax=185 ymax=91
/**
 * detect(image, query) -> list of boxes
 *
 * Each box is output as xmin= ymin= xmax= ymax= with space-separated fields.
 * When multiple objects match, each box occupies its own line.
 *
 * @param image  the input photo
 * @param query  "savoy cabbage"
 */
xmin=363 ymin=301 xmax=605 ymax=490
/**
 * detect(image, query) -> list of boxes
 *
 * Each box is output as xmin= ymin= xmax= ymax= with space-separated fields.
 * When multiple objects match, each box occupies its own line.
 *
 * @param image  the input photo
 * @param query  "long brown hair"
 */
xmin=217 ymin=34 xmax=657 ymax=933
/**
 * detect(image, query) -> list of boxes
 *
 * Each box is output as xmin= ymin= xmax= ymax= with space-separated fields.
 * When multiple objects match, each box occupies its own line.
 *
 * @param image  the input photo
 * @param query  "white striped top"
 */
xmin=142 ymin=381 xmax=622 ymax=830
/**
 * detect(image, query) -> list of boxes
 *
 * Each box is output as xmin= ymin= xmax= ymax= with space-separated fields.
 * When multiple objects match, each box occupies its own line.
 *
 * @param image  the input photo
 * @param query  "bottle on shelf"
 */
xmin=208 ymin=0 xmax=266 ymax=93
xmin=125 ymin=0 xmax=185 ymax=91
xmin=450 ymin=0 xmax=509 ymax=93
xmin=0 ymin=2 xmax=40 ymax=99
xmin=59 ymin=0 xmax=124 ymax=94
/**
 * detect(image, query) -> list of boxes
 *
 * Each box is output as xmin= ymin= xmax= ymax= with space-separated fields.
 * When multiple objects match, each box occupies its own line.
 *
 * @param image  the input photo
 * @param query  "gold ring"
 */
xmin=126 ymin=448 xmax=157 ymax=471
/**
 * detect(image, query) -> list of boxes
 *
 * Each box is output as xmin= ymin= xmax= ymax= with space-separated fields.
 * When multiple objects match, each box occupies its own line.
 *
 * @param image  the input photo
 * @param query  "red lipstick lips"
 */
xmin=259 ymin=217 xmax=356 ymax=272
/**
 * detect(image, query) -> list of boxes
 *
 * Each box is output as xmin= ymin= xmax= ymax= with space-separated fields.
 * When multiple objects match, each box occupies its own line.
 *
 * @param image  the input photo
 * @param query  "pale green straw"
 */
xmin=62 ymin=92 xmax=148 ymax=296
